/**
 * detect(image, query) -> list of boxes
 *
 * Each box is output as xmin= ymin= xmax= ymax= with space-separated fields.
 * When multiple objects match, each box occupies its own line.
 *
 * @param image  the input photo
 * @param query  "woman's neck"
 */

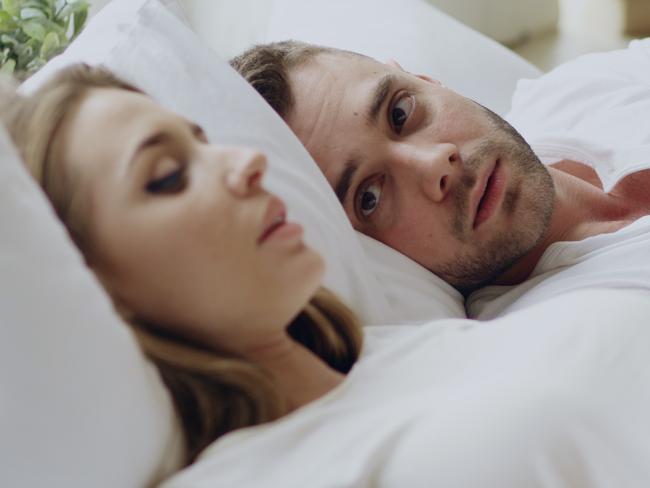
xmin=243 ymin=334 xmax=345 ymax=411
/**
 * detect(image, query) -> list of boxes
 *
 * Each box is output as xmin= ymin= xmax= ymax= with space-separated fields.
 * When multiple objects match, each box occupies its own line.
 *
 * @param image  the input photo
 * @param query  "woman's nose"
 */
xmin=396 ymin=143 xmax=459 ymax=202
xmin=224 ymin=147 xmax=268 ymax=197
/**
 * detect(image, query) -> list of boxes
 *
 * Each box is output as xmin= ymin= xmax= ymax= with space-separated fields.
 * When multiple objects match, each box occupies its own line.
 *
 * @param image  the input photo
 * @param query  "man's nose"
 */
xmin=394 ymin=143 xmax=459 ymax=202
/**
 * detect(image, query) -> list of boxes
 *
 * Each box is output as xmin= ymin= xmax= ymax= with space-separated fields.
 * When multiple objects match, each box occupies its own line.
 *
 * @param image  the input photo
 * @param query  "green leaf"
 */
xmin=57 ymin=0 xmax=86 ymax=22
xmin=16 ymin=41 xmax=34 ymax=59
xmin=2 ymin=0 xmax=20 ymax=18
xmin=22 ymin=20 xmax=46 ymax=41
xmin=1 ymin=33 xmax=19 ymax=46
xmin=72 ymin=7 xmax=85 ymax=37
xmin=25 ymin=54 xmax=44 ymax=71
xmin=1 ymin=0 xmax=88 ymax=78
xmin=20 ymin=7 xmax=47 ymax=20
xmin=0 ymin=11 xmax=18 ymax=31
xmin=22 ymin=0 xmax=51 ymax=10
xmin=0 ymin=47 xmax=10 ymax=63
xmin=41 ymin=17 xmax=66 ymax=37
xmin=0 ymin=57 xmax=16 ymax=75
xmin=39 ymin=30 xmax=58 ymax=57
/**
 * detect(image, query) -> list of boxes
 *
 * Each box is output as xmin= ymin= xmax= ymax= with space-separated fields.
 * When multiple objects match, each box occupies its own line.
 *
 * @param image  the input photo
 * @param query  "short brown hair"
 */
xmin=230 ymin=40 xmax=350 ymax=118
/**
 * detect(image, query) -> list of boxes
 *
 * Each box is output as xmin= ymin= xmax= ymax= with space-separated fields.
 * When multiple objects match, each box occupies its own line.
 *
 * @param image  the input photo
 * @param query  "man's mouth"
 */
xmin=472 ymin=159 xmax=505 ymax=229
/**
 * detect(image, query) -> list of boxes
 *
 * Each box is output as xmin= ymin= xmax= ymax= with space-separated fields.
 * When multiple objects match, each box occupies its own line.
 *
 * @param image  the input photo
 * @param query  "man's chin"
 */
xmin=434 ymin=265 xmax=504 ymax=297
xmin=433 ymin=238 xmax=537 ymax=296
xmin=446 ymin=271 xmax=507 ymax=297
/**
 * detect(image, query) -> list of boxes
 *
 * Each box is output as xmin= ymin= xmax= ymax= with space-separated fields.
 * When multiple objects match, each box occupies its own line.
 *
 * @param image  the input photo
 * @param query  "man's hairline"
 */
xmin=283 ymin=48 xmax=371 ymax=118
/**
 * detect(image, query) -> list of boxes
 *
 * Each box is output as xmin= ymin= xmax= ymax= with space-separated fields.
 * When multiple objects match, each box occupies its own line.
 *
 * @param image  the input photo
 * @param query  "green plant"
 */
xmin=0 ymin=0 xmax=88 ymax=79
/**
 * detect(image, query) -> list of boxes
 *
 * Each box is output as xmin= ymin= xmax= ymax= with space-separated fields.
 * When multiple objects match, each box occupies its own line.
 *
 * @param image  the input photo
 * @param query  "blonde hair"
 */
xmin=1 ymin=64 xmax=363 ymax=465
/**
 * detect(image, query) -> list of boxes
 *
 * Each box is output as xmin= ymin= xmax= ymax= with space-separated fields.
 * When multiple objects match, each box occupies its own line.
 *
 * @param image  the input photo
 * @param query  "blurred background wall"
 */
xmin=88 ymin=0 xmax=649 ymax=71
xmin=512 ymin=0 xmax=641 ymax=70
xmin=424 ymin=0 xmax=559 ymax=46
xmin=426 ymin=0 xmax=647 ymax=70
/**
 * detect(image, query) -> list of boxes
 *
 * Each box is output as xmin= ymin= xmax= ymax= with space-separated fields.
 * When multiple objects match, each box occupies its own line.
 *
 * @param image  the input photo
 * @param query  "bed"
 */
xmin=2 ymin=0 xmax=649 ymax=486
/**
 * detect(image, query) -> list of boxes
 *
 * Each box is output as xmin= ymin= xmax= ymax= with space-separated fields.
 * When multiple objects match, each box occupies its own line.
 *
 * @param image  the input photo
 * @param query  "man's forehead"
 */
xmin=287 ymin=52 xmax=388 ymax=138
xmin=294 ymin=51 xmax=385 ymax=85
xmin=286 ymin=52 xmax=394 ymax=185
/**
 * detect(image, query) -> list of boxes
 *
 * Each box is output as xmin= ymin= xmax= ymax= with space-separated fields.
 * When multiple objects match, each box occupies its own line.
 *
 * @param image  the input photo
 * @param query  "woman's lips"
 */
xmin=258 ymin=216 xmax=286 ymax=244
xmin=473 ymin=160 xmax=505 ymax=229
xmin=261 ymin=221 xmax=304 ymax=244
xmin=258 ymin=197 xmax=286 ymax=244
xmin=258 ymin=197 xmax=304 ymax=244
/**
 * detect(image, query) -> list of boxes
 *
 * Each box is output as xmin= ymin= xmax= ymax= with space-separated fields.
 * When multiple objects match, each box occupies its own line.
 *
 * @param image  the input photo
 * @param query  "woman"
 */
xmin=1 ymin=64 xmax=363 ymax=465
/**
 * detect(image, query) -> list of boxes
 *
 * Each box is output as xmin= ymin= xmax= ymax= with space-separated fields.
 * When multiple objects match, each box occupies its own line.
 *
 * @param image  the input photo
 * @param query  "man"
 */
xmin=231 ymin=40 xmax=650 ymax=317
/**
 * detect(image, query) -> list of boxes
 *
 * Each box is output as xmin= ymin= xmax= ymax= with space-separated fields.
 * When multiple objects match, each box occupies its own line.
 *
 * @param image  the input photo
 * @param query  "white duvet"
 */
xmin=162 ymin=289 xmax=650 ymax=487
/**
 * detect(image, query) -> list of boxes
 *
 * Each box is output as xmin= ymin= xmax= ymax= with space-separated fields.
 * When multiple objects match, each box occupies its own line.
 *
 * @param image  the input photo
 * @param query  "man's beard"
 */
xmin=431 ymin=105 xmax=555 ymax=294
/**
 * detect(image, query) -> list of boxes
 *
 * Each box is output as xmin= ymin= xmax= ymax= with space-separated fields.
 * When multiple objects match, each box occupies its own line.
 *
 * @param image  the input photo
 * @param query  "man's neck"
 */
xmin=493 ymin=163 xmax=634 ymax=286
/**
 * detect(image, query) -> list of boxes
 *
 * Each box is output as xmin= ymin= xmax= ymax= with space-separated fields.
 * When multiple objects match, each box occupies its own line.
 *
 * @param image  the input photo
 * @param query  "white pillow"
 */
xmin=182 ymin=0 xmax=541 ymax=114
xmin=358 ymin=235 xmax=466 ymax=322
xmin=4 ymin=0 xmax=538 ymax=483
xmin=181 ymin=0 xmax=541 ymax=115
xmin=0 ymin=125 xmax=181 ymax=486
xmin=263 ymin=0 xmax=540 ymax=317
xmin=180 ymin=0 xmax=274 ymax=60
xmin=180 ymin=0 xmax=540 ymax=321
xmin=25 ymin=0 xmax=463 ymax=325
xmin=263 ymin=0 xmax=542 ymax=115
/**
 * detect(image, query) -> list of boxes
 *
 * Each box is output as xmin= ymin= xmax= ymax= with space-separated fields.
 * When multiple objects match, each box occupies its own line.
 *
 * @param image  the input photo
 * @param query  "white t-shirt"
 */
xmin=467 ymin=39 xmax=650 ymax=319
xmin=162 ymin=290 xmax=650 ymax=488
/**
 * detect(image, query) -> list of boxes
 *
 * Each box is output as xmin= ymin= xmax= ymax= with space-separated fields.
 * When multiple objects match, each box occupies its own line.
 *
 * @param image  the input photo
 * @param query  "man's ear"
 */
xmin=386 ymin=58 xmax=405 ymax=70
xmin=385 ymin=59 xmax=443 ymax=86
xmin=415 ymin=73 xmax=442 ymax=86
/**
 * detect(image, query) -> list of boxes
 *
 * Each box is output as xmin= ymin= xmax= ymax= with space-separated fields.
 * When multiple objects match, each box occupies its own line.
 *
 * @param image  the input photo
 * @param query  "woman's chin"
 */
xmin=307 ymin=247 xmax=326 ymax=288
xmin=292 ymin=246 xmax=327 ymax=309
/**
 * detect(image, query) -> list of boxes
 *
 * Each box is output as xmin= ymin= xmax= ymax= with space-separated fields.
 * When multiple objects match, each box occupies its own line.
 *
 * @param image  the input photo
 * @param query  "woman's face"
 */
xmin=58 ymin=87 xmax=324 ymax=353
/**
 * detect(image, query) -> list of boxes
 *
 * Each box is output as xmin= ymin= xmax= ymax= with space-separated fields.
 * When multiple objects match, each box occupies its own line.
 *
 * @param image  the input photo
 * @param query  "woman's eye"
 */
xmin=146 ymin=165 xmax=186 ymax=194
xmin=389 ymin=94 xmax=414 ymax=134
xmin=357 ymin=177 xmax=384 ymax=219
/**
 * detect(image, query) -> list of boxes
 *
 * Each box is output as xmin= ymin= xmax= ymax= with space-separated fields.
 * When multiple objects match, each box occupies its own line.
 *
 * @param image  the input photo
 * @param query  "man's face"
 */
xmin=285 ymin=52 xmax=555 ymax=292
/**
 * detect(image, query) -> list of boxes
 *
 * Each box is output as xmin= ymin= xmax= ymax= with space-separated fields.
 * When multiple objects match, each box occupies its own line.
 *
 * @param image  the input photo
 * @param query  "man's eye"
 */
xmin=389 ymin=94 xmax=414 ymax=134
xmin=146 ymin=166 xmax=186 ymax=194
xmin=357 ymin=177 xmax=384 ymax=219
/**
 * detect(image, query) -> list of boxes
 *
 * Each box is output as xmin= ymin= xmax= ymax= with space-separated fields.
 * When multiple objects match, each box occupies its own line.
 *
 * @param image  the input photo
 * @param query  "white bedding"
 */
xmin=162 ymin=289 xmax=650 ymax=487
xmin=7 ymin=1 xmax=649 ymax=485
xmin=468 ymin=39 xmax=650 ymax=320
xmin=2 ymin=1 xmax=539 ymax=484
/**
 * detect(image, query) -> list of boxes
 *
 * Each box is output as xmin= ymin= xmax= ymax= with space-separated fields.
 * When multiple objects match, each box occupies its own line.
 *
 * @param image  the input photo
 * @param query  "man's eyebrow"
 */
xmin=367 ymin=73 xmax=396 ymax=123
xmin=334 ymin=159 xmax=359 ymax=206
xmin=333 ymin=74 xmax=396 ymax=206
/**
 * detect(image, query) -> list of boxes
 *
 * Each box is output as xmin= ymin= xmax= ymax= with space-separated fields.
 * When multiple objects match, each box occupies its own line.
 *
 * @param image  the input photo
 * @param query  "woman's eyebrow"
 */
xmin=127 ymin=132 xmax=171 ymax=172
xmin=126 ymin=122 xmax=203 ymax=172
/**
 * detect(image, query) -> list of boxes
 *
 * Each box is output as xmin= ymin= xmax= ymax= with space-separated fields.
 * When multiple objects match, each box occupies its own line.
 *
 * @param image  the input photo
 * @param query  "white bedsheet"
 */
xmin=467 ymin=39 xmax=650 ymax=321
xmin=162 ymin=288 xmax=650 ymax=487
